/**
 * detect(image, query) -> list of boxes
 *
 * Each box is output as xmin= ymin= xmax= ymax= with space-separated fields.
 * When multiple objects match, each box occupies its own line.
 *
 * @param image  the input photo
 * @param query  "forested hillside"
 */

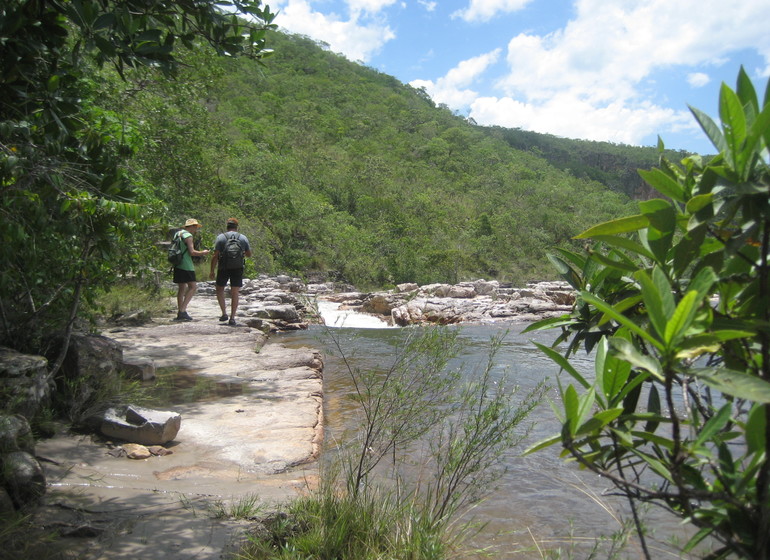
xmin=493 ymin=127 xmax=693 ymax=199
xmin=118 ymin=31 xmax=641 ymax=287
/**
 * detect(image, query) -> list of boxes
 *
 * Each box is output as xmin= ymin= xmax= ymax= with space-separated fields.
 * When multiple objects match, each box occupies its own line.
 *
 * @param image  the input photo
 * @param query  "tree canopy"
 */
xmin=0 ymin=0 xmax=276 ymax=352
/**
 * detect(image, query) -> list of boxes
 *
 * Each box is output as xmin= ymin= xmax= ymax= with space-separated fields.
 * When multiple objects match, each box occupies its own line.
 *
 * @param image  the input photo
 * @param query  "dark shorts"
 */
xmin=215 ymin=268 xmax=244 ymax=288
xmin=173 ymin=268 xmax=196 ymax=284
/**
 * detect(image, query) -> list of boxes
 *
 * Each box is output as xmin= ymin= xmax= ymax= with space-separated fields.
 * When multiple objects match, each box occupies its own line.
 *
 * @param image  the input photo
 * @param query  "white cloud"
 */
xmin=410 ymin=50 xmax=501 ymax=108
xmin=347 ymin=0 xmax=399 ymax=18
xmin=418 ymin=0 xmax=437 ymax=12
xmin=458 ymin=0 xmax=770 ymax=145
xmin=452 ymin=0 xmax=534 ymax=23
xmin=272 ymin=0 xmax=396 ymax=62
xmin=687 ymin=73 xmax=710 ymax=88
xmin=469 ymin=94 xmax=693 ymax=146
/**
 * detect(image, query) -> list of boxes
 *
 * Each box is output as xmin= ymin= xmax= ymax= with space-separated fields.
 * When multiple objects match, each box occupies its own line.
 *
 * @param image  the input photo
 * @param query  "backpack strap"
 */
xmin=175 ymin=230 xmax=189 ymax=255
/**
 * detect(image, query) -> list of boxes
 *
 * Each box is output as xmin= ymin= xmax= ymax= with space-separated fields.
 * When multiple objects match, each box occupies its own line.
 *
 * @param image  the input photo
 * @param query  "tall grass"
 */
xmin=236 ymin=479 xmax=448 ymax=560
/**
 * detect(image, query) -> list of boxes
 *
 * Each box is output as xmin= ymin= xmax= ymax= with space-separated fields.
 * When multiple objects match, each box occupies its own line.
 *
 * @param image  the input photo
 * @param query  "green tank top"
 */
xmin=176 ymin=231 xmax=195 ymax=271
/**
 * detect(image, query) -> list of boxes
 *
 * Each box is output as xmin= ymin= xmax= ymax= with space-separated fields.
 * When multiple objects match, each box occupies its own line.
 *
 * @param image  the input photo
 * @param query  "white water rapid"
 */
xmin=316 ymin=300 xmax=395 ymax=329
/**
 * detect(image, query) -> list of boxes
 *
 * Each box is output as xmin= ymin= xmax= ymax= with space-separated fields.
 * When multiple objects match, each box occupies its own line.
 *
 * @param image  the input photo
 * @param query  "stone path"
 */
xmin=33 ymin=294 xmax=323 ymax=559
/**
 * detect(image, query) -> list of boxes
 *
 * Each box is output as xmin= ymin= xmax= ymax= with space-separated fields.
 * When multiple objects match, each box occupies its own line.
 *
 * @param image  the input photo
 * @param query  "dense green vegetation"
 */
xmin=2 ymin=2 xmax=657 ymax=351
xmin=527 ymin=68 xmax=770 ymax=559
xmin=0 ymin=0 xmax=275 ymax=354
xmin=116 ymin=30 xmax=637 ymax=290
xmin=495 ymin=126 xmax=694 ymax=199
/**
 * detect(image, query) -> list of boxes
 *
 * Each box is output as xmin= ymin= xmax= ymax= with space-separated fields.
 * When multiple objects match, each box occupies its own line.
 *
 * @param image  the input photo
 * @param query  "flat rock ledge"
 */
xmin=32 ymin=293 xmax=324 ymax=560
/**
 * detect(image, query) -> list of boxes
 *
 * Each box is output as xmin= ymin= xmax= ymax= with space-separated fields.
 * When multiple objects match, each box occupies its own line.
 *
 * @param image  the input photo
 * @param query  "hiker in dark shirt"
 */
xmin=209 ymin=218 xmax=252 ymax=326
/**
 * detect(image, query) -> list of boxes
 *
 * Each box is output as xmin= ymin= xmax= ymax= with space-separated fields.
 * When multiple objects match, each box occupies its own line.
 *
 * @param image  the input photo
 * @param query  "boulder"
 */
xmin=100 ymin=405 xmax=181 ymax=445
xmin=3 ymin=450 xmax=46 ymax=507
xmin=473 ymin=279 xmax=499 ymax=296
xmin=255 ymin=304 xmax=301 ymax=323
xmin=0 ymin=347 xmax=51 ymax=419
xmin=447 ymin=285 xmax=476 ymax=298
xmin=396 ymin=283 xmax=418 ymax=293
xmin=120 ymin=356 xmax=156 ymax=381
xmin=0 ymin=414 xmax=35 ymax=455
xmin=362 ymin=295 xmax=393 ymax=315
xmin=46 ymin=333 xmax=124 ymax=418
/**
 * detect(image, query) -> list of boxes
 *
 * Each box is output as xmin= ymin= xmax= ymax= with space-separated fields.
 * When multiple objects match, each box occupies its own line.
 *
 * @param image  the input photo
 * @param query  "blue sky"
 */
xmin=267 ymin=0 xmax=770 ymax=155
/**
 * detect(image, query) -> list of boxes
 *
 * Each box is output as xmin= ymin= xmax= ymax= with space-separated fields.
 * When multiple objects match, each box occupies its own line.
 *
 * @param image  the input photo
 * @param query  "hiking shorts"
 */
xmin=173 ymin=268 xmax=196 ymax=284
xmin=215 ymin=267 xmax=244 ymax=288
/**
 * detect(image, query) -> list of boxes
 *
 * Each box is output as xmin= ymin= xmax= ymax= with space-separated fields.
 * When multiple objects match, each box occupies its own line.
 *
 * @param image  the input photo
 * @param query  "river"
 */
xmin=275 ymin=302 xmax=694 ymax=559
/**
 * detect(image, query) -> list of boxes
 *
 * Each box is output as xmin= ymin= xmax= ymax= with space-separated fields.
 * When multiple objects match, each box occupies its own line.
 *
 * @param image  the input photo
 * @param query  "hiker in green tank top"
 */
xmin=172 ymin=218 xmax=210 ymax=321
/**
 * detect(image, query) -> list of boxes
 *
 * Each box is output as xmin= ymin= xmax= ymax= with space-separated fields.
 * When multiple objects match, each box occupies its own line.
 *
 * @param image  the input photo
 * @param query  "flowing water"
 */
xmin=276 ymin=302 xmax=697 ymax=559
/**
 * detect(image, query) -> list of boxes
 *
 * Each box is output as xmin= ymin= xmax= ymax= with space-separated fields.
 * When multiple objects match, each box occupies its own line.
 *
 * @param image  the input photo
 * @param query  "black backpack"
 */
xmin=221 ymin=232 xmax=244 ymax=270
xmin=167 ymin=231 xmax=186 ymax=266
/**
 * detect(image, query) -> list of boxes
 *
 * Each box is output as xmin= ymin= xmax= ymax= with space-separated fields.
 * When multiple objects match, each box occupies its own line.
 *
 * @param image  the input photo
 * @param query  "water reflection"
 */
xmin=277 ymin=323 xmax=693 ymax=558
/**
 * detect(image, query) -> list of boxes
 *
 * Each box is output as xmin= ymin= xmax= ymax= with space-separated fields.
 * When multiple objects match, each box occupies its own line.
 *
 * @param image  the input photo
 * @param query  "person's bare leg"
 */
xmin=230 ymin=286 xmax=241 ymax=319
xmin=180 ymin=281 xmax=197 ymax=312
xmin=176 ymin=284 xmax=187 ymax=313
xmin=215 ymin=284 xmax=227 ymax=316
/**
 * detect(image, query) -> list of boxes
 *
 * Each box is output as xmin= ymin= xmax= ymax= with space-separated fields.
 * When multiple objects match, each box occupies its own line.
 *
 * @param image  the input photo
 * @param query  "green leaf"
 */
xmin=522 ymin=315 xmax=574 ymax=334
xmin=523 ymin=434 xmax=563 ymax=455
xmin=638 ymin=168 xmax=685 ymax=202
xmin=630 ymin=448 xmax=674 ymax=483
xmin=745 ymin=404 xmax=767 ymax=453
xmin=610 ymin=337 xmax=663 ymax=381
xmin=689 ymin=105 xmax=727 ymax=154
xmin=546 ymin=253 xmax=582 ymax=290
xmin=574 ymin=214 xmax=650 ymax=239
xmin=683 ymin=527 xmax=715 ymax=553
xmin=741 ymin=102 xmax=770 ymax=179
xmin=634 ymin=269 xmax=667 ymax=341
xmin=736 ymin=66 xmax=759 ymax=112
xmin=575 ymin=408 xmax=624 ymax=436
xmin=576 ymin=388 xmax=596 ymax=433
xmin=639 ymin=199 xmax=676 ymax=232
xmin=534 ymin=342 xmax=591 ymax=389
xmin=688 ymin=266 xmax=717 ymax=301
xmin=630 ymin=429 xmax=673 ymax=450
xmin=693 ymin=403 xmax=732 ymax=449
xmin=596 ymin=337 xmax=631 ymax=405
xmin=564 ymin=384 xmax=580 ymax=435
xmin=685 ymin=193 xmax=714 ymax=214
xmin=588 ymin=251 xmax=639 ymax=273
xmin=644 ymin=385 xmax=661 ymax=433
xmin=591 ymin=235 xmax=654 ymax=260
xmin=664 ymin=290 xmax=700 ymax=346
xmin=719 ymin=83 xmax=746 ymax=168
xmin=581 ymin=292 xmax=664 ymax=351
xmin=691 ymin=368 xmax=770 ymax=403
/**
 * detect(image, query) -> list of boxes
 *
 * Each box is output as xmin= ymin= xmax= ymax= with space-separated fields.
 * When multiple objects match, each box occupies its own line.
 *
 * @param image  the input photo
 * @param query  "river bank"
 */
xmin=28 ymin=293 xmax=323 ymax=560
xmin=18 ymin=274 xmax=574 ymax=559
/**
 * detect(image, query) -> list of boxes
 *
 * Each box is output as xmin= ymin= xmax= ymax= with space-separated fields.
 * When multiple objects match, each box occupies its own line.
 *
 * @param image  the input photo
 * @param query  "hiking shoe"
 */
xmin=227 ymin=318 xmax=237 ymax=326
xmin=219 ymin=314 xmax=229 ymax=322
xmin=180 ymin=311 xmax=193 ymax=321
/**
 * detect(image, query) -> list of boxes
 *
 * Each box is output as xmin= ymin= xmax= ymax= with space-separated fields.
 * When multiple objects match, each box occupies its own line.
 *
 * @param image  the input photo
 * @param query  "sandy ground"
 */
xmin=31 ymin=294 xmax=323 ymax=560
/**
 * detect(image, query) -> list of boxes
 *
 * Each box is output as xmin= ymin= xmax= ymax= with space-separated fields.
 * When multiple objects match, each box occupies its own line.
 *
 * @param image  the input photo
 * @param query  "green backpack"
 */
xmin=167 ymin=231 xmax=187 ymax=266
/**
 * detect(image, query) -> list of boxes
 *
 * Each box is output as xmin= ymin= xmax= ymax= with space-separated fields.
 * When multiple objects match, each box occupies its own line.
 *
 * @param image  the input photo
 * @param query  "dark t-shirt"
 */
xmin=214 ymin=231 xmax=251 ymax=268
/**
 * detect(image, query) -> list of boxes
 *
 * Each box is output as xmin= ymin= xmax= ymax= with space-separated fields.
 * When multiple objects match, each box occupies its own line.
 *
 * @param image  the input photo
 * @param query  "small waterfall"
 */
xmin=316 ymin=301 xmax=395 ymax=329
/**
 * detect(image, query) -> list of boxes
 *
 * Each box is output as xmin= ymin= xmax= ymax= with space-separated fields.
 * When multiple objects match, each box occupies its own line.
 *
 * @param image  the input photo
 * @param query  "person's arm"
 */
xmin=209 ymin=250 xmax=220 ymax=279
xmin=184 ymin=234 xmax=209 ymax=258
xmin=243 ymin=236 xmax=252 ymax=258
